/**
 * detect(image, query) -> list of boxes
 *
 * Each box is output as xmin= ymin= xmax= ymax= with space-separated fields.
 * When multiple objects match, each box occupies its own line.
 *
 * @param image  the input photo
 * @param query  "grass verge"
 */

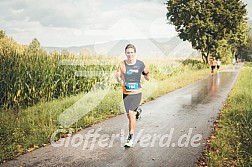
xmin=198 ymin=62 xmax=252 ymax=166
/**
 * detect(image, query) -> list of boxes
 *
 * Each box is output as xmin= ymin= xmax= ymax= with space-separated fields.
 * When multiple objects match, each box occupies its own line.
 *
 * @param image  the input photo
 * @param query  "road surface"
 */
xmin=1 ymin=64 xmax=242 ymax=167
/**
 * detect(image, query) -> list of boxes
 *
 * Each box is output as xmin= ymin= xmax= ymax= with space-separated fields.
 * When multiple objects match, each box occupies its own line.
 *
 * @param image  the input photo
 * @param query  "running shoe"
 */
xmin=124 ymin=137 xmax=133 ymax=147
xmin=136 ymin=107 xmax=142 ymax=121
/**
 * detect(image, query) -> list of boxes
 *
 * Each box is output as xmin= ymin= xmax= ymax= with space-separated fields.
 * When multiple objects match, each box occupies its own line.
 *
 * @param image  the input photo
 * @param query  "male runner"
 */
xmin=116 ymin=44 xmax=150 ymax=147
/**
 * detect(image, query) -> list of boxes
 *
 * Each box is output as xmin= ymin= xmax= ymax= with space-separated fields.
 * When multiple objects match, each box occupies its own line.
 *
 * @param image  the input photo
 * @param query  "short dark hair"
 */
xmin=125 ymin=44 xmax=136 ymax=53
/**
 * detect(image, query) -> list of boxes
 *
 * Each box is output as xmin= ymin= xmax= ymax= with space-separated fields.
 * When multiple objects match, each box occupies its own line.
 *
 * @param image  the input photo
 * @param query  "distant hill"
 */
xmin=248 ymin=20 xmax=252 ymax=27
xmin=248 ymin=20 xmax=252 ymax=35
xmin=43 ymin=37 xmax=201 ymax=58
xmin=43 ymin=19 xmax=252 ymax=58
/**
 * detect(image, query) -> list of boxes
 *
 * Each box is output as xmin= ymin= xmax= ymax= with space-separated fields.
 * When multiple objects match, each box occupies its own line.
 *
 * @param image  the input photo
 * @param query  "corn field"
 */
xmin=0 ymin=51 xmax=117 ymax=111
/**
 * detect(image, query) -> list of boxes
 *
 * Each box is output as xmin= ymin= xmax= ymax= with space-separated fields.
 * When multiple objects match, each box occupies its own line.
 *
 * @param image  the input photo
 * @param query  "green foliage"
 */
xmin=181 ymin=58 xmax=208 ymax=70
xmin=244 ymin=61 xmax=252 ymax=67
xmin=216 ymin=39 xmax=233 ymax=64
xmin=239 ymin=34 xmax=252 ymax=61
xmin=0 ymin=33 xmax=25 ymax=56
xmin=166 ymin=0 xmax=249 ymax=64
xmin=0 ymin=52 xmax=117 ymax=110
xmin=0 ymin=30 xmax=5 ymax=39
xmin=148 ymin=63 xmax=177 ymax=80
xmin=0 ymin=33 xmax=117 ymax=111
xmin=25 ymin=38 xmax=46 ymax=56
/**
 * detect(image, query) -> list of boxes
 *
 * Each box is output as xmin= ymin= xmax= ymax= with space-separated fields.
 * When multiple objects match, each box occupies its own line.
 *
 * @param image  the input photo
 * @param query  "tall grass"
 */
xmin=0 ymin=52 xmax=117 ymax=110
xmin=198 ymin=62 xmax=252 ymax=166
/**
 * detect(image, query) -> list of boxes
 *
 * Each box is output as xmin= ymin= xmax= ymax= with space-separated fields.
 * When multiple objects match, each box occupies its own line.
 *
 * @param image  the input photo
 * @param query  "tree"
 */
xmin=26 ymin=38 xmax=46 ymax=56
xmin=228 ymin=22 xmax=250 ymax=62
xmin=166 ymin=0 xmax=248 ymax=64
xmin=239 ymin=34 xmax=252 ymax=61
xmin=0 ymin=30 xmax=5 ymax=39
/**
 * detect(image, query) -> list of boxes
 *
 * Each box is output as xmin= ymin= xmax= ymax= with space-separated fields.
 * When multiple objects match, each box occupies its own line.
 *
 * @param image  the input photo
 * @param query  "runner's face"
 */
xmin=125 ymin=48 xmax=135 ymax=62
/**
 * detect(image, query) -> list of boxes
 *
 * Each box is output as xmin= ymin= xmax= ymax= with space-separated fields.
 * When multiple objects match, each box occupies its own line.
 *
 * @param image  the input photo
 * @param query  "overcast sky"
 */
xmin=1 ymin=0 xmax=252 ymax=47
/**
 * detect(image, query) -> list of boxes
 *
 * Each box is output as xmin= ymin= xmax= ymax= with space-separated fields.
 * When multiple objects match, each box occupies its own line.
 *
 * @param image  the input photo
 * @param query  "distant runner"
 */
xmin=116 ymin=44 xmax=150 ymax=147
xmin=216 ymin=58 xmax=221 ymax=72
xmin=209 ymin=57 xmax=217 ymax=75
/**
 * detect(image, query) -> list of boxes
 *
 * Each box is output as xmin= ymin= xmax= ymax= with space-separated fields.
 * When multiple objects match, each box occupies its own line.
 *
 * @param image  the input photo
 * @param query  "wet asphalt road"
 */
xmin=1 ymin=64 xmax=242 ymax=167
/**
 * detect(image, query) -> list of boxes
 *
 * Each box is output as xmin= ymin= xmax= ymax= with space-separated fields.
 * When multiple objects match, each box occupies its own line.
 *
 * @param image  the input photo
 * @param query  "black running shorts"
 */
xmin=211 ymin=66 xmax=216 ymax=71
xmin=123 ymin=93 xmax=142 ymax=114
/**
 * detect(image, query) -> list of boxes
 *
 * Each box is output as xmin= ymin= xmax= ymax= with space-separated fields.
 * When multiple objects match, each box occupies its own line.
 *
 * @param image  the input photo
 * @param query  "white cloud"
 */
xmin=0 ymin=0 xmax=177 ymax=46
xmin=243 ymin=0 xmax=252 ymax=19
xmin=149 ymin=17 xmax=176 ymax=40
xmin=0 ymin=0 xmax=251 ymax=47
xmin=83 ymin=1 xmax=176 ymax=41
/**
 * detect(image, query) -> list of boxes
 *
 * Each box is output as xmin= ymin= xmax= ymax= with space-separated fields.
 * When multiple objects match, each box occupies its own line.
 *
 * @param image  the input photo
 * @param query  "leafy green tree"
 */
xmin=0 ymin=30 xmax=5 ymax=39
xmin=218 ymin=1 xmax=249 ymax=63
xmin=26 ymin=38 xmax=46 ymax=56
xmin=239 ymin=34 xmax=252 ymax=61
xmin=216 ymin=39 xmax=232 ymax=63
xmin=166 ymin=0 xmax=248 ymax=64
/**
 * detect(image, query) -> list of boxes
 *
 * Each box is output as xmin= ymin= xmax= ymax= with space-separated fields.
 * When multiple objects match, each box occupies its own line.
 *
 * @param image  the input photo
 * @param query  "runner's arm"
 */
xmin=116 ymin=65 xmax=124 ymax=85
xmin=142 ymin=67 xmax=150 ymax=81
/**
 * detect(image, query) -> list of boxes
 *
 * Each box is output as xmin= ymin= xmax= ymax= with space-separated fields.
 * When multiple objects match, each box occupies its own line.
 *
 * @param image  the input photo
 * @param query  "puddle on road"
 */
xmin=177 ymin=71 xmax=238 ymax=113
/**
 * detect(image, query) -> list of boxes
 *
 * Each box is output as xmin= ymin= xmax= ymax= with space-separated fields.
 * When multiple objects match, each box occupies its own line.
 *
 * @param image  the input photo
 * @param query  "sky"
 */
xmin=0 ymin=0 xmax=252 ymax=47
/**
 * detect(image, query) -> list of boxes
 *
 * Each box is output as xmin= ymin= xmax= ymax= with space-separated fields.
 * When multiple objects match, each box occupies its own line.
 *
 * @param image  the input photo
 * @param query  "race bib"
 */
xmin=125 ymin=82 xmax=139 ymax=91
